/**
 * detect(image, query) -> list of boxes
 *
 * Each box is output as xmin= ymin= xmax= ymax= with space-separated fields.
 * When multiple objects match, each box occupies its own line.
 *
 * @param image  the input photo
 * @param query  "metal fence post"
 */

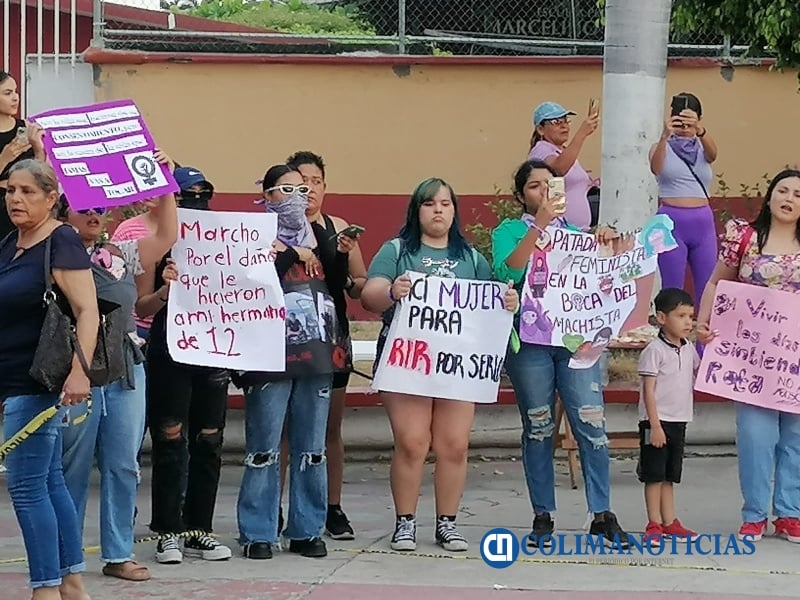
xmin=722 ymin=34 xmax=731 ymax=59
xmin=398 ymin=0 xmax=407 ymax=54
xmin=92 ymin=0 xmax=104 ymax=48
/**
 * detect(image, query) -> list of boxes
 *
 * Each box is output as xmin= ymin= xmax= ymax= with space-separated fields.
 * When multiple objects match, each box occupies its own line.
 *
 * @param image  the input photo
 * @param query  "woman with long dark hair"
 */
xmin=492 ymin=159 xmax=632 ymax=550
xmin=0 ymin=71 xmax=44 ymax=238
xmin=697 ymin=168 xmax=800 ymax=544
xmin=235 ymin=164 xmax=348 ymax=560
xmin=650 ymin=92 xmax=718 ymax=305
xmin=361 ymin=178 xmax=518 ymax=552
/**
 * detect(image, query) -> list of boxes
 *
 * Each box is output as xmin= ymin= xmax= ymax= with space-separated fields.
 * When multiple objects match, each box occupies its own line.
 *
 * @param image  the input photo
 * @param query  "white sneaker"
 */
xmin=390 ymin=516 xmax=417 ymax=551
xmin=183 ymin=534 xmax=232 ymax=561
xmin=155 ymin=535 xmax=183 ymax=564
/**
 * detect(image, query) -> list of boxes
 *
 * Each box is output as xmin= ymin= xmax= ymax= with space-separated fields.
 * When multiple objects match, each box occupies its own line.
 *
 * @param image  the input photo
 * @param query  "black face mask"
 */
xmin=178 ymin=191 xmax=212 ymax=211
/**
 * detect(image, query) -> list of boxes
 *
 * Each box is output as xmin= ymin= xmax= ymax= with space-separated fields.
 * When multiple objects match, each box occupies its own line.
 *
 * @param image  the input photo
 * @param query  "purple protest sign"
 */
xmin=30 ymin=99 xmax=178 ymax=211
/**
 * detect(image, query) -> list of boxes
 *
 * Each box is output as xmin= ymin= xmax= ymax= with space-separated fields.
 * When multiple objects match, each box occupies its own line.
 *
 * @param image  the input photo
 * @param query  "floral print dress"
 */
xmin=719 ymin=218 xmax=800 ymax=292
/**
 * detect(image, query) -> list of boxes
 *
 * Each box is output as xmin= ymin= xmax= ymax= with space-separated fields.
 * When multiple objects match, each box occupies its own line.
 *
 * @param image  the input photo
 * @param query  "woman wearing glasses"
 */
xmin=235 ymin=164 xmax=348 ymax=560
xmin=59 ymin=151 xmax=177 ymax=582
xmin=528 ymin=101 xmax=599 ymax=231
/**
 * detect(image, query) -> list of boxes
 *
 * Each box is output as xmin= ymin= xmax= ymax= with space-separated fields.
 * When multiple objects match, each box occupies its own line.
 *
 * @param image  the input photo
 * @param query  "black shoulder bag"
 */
xmin=29 ymin=235 xmax=126 ymax=392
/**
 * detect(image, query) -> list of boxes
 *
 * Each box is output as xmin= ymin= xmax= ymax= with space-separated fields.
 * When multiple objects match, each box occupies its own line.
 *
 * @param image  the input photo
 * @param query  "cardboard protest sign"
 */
xmin=372 ymin=272 xmax=514 ymax=403
xmin=695 ymin=280 xmax=800 ymax=414
xmin=30 ymin=99 xmax=178 ymax=210
xmin=167 ymin=209 xmax=285 ymax=371
xmin=520 ymin=215 xmax=677 ymax=369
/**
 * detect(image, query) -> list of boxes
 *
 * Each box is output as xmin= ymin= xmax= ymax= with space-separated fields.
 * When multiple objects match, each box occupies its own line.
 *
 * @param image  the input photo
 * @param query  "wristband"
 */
xmin=159 ymin=295 xmax=168 ymax=303
xmin=698 ymin=128 xmax=707 ymax=138
xmin=388 ymin=286 xmax=397 ymax=303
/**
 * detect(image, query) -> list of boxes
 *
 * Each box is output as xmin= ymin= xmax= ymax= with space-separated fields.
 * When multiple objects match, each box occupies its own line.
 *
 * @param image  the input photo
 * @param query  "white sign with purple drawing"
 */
xmin=519 ymin=215 xmax=678 ymax=369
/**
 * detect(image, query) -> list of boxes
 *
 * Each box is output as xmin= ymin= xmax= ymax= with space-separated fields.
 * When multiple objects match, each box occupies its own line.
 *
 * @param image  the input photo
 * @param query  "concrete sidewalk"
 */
xmin=1 ymin=455 xmax=799 ymax=599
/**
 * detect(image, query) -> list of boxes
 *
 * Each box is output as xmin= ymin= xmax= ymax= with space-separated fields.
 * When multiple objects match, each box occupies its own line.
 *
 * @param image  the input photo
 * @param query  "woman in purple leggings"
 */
xmin=649 ymin=92 xmax=718 ymax=303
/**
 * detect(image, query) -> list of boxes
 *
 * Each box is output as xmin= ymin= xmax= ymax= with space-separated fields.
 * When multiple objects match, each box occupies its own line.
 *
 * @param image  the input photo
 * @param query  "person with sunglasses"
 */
xmin=284 ymin=150 xmax=367 ymax=541
xmin=135 ymin=166 xmax=234 ymax=565
xmin=59 ymin=150 xmax=178 ymax=582
xmin=528 ymin=101 xmax=599 ymax=231
xmin=234 ymin=164 xmax=348 ymax=560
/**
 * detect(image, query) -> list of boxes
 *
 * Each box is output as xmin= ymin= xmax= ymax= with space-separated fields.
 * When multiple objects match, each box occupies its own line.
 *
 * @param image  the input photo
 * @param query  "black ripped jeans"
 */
xmin=146 ymin=342 xmax=229 ymax=534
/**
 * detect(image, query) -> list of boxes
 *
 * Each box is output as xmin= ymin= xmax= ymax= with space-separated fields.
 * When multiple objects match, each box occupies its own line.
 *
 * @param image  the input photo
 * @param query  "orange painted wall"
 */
xmin=93 ymin=59 xmax=800 ymax=197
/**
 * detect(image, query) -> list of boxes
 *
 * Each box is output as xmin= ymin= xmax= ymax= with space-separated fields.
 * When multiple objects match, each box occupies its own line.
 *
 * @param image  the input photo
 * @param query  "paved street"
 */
xmin=1 ymin=454 xmax=799 ymax=599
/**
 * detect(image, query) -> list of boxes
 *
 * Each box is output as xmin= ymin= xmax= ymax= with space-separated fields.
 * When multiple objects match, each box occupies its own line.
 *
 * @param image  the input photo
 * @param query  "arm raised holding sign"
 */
xmin=491 ymin=159 xmax=635 ymax=546
xmin=362 ymin=177 xmax=522 ymax=554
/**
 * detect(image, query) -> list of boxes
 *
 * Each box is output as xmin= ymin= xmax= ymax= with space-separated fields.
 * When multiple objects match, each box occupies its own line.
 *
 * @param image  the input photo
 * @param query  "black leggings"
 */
xmin=146 ymin=344 xmax=230 ymax=534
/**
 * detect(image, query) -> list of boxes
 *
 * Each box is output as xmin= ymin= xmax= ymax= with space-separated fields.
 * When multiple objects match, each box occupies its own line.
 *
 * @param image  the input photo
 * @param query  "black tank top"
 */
xmin=312 ymin=214 xmax=350 ymax=339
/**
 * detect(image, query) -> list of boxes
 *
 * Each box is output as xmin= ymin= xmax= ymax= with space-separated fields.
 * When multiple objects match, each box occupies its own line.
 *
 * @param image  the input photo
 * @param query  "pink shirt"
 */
xmin=111 ymin=215 xmax=155 ymax=330
xmin=528 ymin=140 xmax=592 ymax=230
xmin=638 ymin=333 xmax=700 ymax=423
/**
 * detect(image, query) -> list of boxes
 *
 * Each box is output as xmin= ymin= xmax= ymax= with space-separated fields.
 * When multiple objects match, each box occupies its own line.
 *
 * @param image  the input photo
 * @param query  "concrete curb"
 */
xmin=139 ymin=402 xmax=738 ymax=456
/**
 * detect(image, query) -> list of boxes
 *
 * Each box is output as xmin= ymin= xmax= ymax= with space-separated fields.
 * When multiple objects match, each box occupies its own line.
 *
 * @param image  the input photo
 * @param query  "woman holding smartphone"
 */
xmin=0 ymin=71 xmax=45 ymax=237
xmin=649 ymin=92 xmax=718 ymax=305
xmin=528 ymin=99 xmax=599 ymax=231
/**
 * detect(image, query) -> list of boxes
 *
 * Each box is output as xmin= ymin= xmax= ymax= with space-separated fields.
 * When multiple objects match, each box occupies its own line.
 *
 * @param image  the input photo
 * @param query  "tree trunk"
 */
xmin=600 ymin=0 xmax=673 ymax=233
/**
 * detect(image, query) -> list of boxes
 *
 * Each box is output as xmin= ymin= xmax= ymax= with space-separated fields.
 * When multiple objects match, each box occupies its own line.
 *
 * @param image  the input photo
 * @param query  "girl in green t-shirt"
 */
xmin=361 ymin=177 xmax=518 ymax=554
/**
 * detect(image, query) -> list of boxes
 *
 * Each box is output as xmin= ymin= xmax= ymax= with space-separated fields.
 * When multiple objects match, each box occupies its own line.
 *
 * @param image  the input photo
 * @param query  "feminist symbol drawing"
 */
xmin=124 ymin=151 xmax=168 ymax=192
xmin=131 ymin=155 xmax=157 ymax=185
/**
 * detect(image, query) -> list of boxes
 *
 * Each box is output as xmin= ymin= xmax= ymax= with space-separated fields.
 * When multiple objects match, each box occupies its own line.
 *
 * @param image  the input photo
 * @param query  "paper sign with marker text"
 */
xmin=695 ymin=280 xmax=800 ymax=414
xmin=372 ymin=272 xmax=514 ymax=404
xmin=30 ymin=99 xmax=178 ymax=210
xmin=519 ymin=215 xmax=677 ymax=369
xmin=167 ymin=209 xmax=286 ymax=371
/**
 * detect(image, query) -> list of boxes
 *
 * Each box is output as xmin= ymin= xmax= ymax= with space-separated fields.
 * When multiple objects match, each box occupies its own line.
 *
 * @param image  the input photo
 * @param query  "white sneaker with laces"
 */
xmin=390 ymin=516 xmax=417 ymax=551
xmin=183 ymin=534 xmax=232 ymax=561
xmin=155 ymin=535 xmax=183 ymax=564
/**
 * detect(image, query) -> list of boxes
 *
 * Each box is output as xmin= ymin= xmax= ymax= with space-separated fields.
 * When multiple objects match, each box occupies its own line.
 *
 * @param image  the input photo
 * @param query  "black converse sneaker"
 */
xmin=326 ymin=505 xmax=355 ymax=540
xmin=155 ymin=535 xmax=182 ymax=564
xmin=390 ymin=515 xmax=417 ymax=551
xmin=184 ymin=534 xmax=233 ymax=561
xmin=526 ymin=513 xmax=555 ymax=549
xmin=589 ymin=511 xmax=632 ymax=550
xmin=435 ymin=516 xmax=468 ymax=552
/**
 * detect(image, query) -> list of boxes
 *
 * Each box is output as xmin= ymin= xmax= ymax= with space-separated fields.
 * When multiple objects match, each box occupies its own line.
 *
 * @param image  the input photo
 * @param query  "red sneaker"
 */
xmin=644 ymin=521 xmax=663 ymax=548
xmin=737 ymin=520 xmax=768 ymax=542
xmin=774 ymin=517 xmax=800 ymax=543
xmin=662 ymin=518 xmax=697 ymax=541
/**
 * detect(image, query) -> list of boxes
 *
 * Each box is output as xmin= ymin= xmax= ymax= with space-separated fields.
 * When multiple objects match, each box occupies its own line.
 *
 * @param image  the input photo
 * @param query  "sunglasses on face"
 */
xmin=264 ymin=184 xmax=310 ymax=195
xmin=544 ymin=118 xmax=571 ymax=126
xmin=77 ymin=207 xmax=107 ymax=216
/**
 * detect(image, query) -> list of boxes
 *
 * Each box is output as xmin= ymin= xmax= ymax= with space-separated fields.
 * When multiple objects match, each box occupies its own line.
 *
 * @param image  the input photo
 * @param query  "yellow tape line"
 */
xmin=0 ymin=529 xmax=210 ymax=566
xmin=0 ymin=406 xmax=59 ymax=460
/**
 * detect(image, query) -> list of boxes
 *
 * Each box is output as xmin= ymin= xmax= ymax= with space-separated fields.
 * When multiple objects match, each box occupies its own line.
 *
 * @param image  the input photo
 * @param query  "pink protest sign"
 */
xmin=695 ymin=280 xmax=800 ymax=414
xmin=30 ymin=99 xmax=178 ymax=211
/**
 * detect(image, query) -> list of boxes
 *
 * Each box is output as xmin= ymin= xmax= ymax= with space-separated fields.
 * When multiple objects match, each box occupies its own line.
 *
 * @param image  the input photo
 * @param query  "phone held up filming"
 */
xmin=548 ymin=177 xmax=567 ymax=215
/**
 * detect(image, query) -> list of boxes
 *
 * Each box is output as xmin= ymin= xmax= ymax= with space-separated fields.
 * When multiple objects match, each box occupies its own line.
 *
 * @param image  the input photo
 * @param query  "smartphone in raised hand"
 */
xmin=15 ymin=126 xmax=28 ymax=145
xmin=548 ymin=178 xmax=567 ymax=215
xmin=588 ymin=98 xmax=599 ymax=116
xmin=670 ymin=95 xmax=689 ymax=117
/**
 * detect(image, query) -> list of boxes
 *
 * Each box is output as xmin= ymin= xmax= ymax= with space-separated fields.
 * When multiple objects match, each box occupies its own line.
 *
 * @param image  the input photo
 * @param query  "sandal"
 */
xmin=102 ymin=561 xmax=151 ymax=581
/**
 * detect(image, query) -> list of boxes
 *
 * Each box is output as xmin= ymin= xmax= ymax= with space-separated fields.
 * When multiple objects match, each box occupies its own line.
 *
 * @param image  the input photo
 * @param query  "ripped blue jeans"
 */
xmin=237 ymin=374 xmax=332 ymax=545
xmin=505 ymin=343 xmax=611 ymax=515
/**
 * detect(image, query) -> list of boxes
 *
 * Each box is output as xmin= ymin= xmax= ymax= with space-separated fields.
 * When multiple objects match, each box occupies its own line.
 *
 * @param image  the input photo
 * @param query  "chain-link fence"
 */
xmin=98 ymin=0 xmax=754 ymax=57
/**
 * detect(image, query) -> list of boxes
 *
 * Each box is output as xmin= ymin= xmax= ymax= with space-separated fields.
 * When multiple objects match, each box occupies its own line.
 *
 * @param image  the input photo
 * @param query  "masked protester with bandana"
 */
xmin=650 ymin=92 xmax=719 ymax=311
xmin=134 ymin=166 xmax=233 ymax=565
xmin=233 ymin=164 xmax=346 ymax=561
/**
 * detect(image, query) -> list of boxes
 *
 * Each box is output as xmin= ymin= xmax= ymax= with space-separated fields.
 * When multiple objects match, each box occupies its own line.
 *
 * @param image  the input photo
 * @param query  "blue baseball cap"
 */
xmin=174 ymin=166 xmax=214 ymax=193
xmin=533 ymin=101 xmax=576 ymax=126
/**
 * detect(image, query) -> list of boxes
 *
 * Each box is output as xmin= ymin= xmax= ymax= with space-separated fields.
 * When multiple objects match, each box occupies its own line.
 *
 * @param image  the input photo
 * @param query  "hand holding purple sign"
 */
xmin=29 ymin=99 xmax=178 ymax=211
xmin=695 ymin=280 xmax=800 ymax=414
